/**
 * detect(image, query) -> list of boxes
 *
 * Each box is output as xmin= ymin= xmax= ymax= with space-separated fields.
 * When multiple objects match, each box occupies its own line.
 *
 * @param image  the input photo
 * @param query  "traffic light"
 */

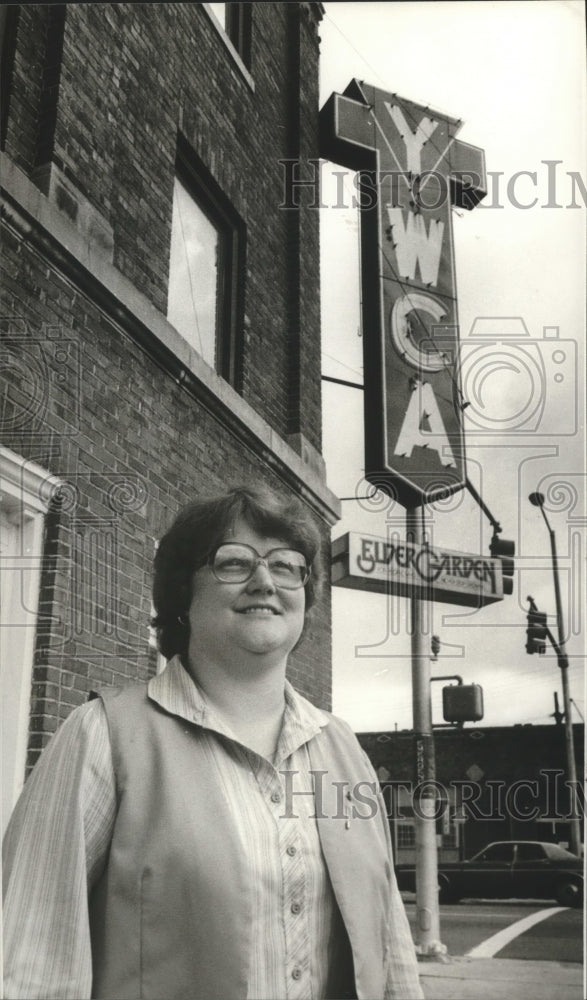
xmin=431 ymin=635 xmax=441 ymax=659
xmin=490 ymin=534 xmax=515 ymax=596
xmin=526 ymin=609 xmax=548 ymax=654
xmin=442 ymin=684 xmax=484 ymax=723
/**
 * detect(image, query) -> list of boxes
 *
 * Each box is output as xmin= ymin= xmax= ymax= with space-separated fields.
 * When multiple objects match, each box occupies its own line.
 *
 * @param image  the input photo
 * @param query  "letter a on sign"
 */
xmin=394 ymin=382 xmax=456 ymax=467
xmin=319 ymin=80 xmax=487 ymax=506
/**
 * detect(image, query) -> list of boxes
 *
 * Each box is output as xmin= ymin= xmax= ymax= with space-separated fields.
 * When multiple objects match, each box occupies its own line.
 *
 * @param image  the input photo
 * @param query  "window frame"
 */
xmin=0 ymin=447 xmax=62 ymax=833
xmin=225 ymin=3 xmax=252 ymax=69
xmin=0 ymin=5 xmax=19 ymax=148
xmin=202 ymin=4 xmax=254 ymax=91
xmin=169 ymin=140 xmax=245 ymax=388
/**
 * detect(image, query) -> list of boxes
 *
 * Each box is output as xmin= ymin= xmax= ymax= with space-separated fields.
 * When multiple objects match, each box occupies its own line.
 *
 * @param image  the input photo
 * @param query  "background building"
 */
xmin=0 ymin=2 xmax=337 ymax=832
xmin=359 ymin=723 xmax=584 ymax=863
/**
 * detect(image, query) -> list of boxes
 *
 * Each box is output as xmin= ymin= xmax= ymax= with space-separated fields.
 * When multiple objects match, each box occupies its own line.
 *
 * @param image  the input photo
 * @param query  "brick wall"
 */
xmin=1 ymin=5 xmax=48 ymax=172
xmin=4 ymin=3 xmax=324 ymax=447
xmin=1 ymin=2 xmax=334 ymax=766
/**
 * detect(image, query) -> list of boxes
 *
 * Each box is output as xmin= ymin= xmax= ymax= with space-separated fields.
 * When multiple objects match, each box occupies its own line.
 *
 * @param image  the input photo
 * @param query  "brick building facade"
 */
xmin=0 ymin=2 xmax=338 ymax=831
xmin=359 ymin=724 xmax=584 ymax=863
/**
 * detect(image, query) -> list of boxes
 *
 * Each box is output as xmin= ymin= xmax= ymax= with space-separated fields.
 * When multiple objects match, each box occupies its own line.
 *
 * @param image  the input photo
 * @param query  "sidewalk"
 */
xmin=418 ymin=956 xmax=584 ymax=999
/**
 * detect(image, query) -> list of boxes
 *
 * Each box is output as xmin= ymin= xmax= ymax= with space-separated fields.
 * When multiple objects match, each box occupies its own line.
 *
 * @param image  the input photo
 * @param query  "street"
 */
xmin=402 ymin=897 xmax=584 ymax=963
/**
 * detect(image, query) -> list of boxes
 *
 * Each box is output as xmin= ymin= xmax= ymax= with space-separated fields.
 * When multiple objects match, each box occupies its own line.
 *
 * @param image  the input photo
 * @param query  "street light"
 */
xmin=528 ymin=491 xmax=582 ymax=856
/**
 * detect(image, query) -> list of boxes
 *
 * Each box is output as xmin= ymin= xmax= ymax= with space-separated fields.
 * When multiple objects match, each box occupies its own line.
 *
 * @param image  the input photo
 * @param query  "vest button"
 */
xmin=291 ymin=967 xmax=302 ymax=980
xmin=271 ymin=790 xmax=281 ymax=803
xmin=286 ymin=845 xmax=297 ymax=856
xmin=290 ymin=901 xmax=302 ymax=914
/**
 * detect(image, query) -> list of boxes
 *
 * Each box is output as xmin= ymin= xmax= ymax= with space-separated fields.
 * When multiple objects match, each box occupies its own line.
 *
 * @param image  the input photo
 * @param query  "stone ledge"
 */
xmin=31 ymin=162 xmax=114 ymax=263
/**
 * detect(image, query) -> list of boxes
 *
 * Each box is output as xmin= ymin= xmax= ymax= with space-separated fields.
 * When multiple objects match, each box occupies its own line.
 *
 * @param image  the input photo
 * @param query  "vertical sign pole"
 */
xmin=406 ymin=506 xmax=445 ymax=956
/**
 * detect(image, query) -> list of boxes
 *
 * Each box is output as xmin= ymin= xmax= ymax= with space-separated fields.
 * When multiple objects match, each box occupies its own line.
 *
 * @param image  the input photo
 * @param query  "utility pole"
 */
xmin=407 ymin=508 xmax=446 ymax=956
xmin=528 ymin=492 xmax=582 ymax=856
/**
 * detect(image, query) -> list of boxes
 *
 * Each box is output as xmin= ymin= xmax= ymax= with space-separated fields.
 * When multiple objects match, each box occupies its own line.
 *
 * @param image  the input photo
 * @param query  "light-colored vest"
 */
xmin=90 ymin=684 xmax=392 ymax=999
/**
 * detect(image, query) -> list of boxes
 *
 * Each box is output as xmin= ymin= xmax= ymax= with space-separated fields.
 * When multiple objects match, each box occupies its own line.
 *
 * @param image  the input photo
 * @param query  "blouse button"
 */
xmin=271 ymin=790 xmax=281 ymax=803
xmin=286 ymin=845 xmax=297 ymax=856
xmin=291 ymin=968 xmax=302 ymax=981
xmin=291 ymin=901 xmax=302 ymax=914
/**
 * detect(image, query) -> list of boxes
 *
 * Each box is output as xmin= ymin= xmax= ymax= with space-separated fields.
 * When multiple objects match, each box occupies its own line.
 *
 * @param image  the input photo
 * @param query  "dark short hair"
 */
xmin=152 ymin=485 xmax=323 ymax=660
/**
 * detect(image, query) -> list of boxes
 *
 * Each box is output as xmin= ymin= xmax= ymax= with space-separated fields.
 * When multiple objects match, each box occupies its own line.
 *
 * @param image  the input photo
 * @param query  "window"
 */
xmin=206 ymin=4 xmax=252 ymax=69
xmin=208 ymin=3 xmax=226 ymax=30
xmin=516 ymin=843 xmax=546 ymax=862
xmin=224 ymin=4 xmax=252 ymax=67
xmin=167 ymin=148 xmax=243 ymax=385
xmin=0 ymin=447 xmax=62 ymax=834
xmin=397 ymin=822 xmax=416 ymax=848
xmin=476 ymin=843 xmax=514 ymax=863
xmin=0 ymin=5 xmax=19 ymax=148
xmin=168 ymin=177 xmax=221 ymax=368
xmin=441 ymin=822 xmax=460 ymax=850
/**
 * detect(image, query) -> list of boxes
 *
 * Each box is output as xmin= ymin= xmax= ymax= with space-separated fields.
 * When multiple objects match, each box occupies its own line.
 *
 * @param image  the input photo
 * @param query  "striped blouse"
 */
xmin=3 ymin=656 xmax=423 ymax=999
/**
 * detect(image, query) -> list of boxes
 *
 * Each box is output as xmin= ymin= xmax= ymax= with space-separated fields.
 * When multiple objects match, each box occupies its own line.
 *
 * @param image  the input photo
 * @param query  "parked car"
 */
xmin=395 ymin=840 xmax=583 ymax=907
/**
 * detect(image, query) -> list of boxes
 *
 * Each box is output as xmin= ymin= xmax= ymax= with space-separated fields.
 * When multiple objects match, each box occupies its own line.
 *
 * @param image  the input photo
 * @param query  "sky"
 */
xmin=317 ymin=1 xmax=586 ymax=731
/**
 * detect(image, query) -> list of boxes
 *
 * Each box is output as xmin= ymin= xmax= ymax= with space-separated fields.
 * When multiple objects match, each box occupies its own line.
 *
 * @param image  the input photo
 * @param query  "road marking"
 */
xmin=440 ymin=910 xmax=544 ymax=920
xmin=466 ymin=906 xmax=567 ymax=957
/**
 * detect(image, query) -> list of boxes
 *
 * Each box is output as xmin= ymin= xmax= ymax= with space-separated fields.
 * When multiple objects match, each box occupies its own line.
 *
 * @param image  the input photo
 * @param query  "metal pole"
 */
xmin=406 ymin=507 xmax=445 ymax=956
xmin=539 ymin=504 xmax=582 ymax=856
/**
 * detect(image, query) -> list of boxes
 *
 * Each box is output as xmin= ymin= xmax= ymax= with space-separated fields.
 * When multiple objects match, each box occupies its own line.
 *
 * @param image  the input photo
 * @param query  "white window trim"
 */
xmin=202 ymin=3 xmax=255 ymax=92
xmin=0 ymin=446 xmax=62 ymax=833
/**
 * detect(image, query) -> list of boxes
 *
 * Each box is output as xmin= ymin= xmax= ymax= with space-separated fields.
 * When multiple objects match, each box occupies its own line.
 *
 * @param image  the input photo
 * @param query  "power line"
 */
xmin=321 ymin=351 xmax=363 ymax=380
xmin=323 ymin=12 xmax=465 ymax=179
xmin=322 ymin=10 xmax=390 ymax=91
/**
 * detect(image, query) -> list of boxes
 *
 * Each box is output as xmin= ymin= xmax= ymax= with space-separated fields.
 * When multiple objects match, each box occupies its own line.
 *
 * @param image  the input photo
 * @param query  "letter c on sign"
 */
xmin=390 ymin=292 xmax=449 ymax=373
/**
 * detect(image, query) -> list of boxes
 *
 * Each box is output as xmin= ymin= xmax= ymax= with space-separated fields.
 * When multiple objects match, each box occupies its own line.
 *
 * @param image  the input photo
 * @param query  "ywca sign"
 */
xmin=331 ymin=532 xmax=504 ymax=608
xmin=320 ymin=80 xmax=487 ymax=507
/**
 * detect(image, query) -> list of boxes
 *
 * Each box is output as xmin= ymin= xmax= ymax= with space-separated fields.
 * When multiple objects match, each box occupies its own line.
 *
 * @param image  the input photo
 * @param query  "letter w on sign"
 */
xmin=320 ymin=79 xmax=487 ymax=508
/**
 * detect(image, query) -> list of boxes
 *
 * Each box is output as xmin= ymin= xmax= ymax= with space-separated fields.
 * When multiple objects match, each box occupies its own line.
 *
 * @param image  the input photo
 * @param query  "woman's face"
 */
xmin=186 ymin=517 xmax=306 ymax=668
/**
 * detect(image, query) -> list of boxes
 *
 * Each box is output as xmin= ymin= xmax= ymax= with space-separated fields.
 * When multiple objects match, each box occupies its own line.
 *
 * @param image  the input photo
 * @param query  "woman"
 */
xmin=3 ymin=485 xmax=423 ymax=1000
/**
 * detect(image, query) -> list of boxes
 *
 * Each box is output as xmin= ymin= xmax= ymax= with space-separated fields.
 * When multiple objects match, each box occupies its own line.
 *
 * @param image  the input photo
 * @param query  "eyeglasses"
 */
xmin=209 ymin=543 xmax=310 ymax=589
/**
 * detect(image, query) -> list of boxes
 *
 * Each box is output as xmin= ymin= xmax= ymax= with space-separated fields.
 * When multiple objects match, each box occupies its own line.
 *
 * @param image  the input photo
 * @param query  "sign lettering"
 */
xmin=385 ymin=103 xmax=439 ymax=175
xmin=320 ymin=80 xmax=487 ymax=506
xmin=331 ymin=532 xmax=503 ymax=608
xmin=386 ymin=207 xmax=444 ymax=285
xmin=394 ymin=380 xmax=456 ymax=467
